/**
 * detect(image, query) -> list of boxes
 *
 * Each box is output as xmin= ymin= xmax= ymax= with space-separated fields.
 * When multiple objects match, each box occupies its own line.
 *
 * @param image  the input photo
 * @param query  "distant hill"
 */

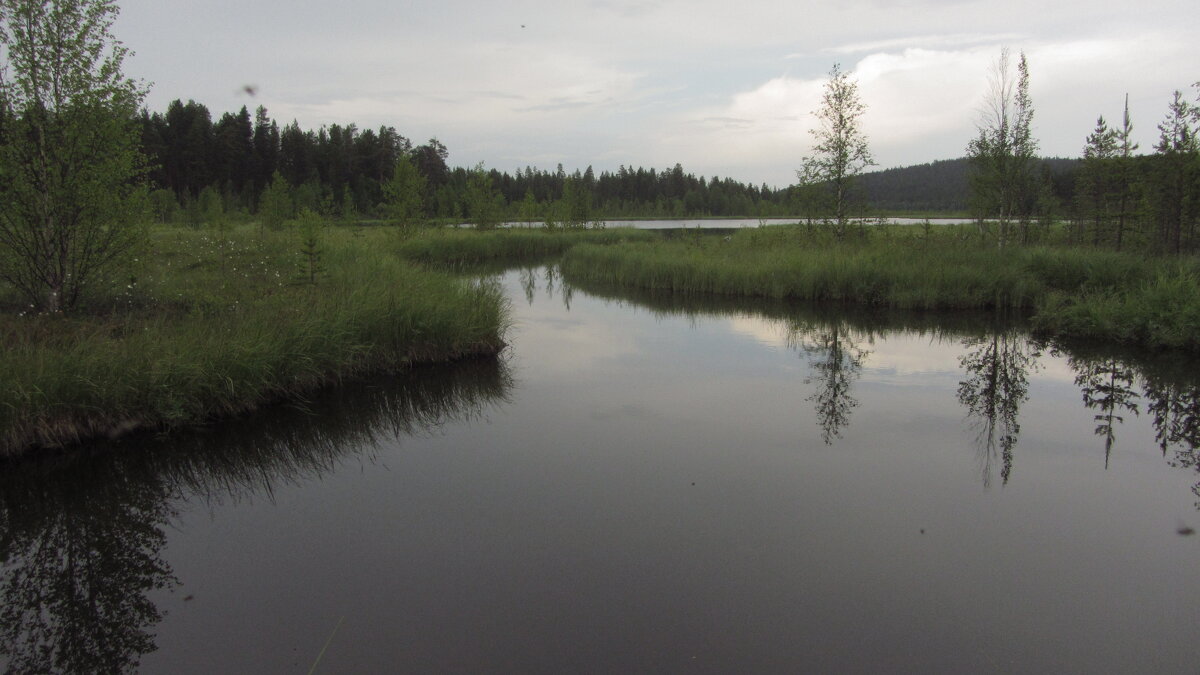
xmin=858 ymin=157 xmax=1081 ymax=213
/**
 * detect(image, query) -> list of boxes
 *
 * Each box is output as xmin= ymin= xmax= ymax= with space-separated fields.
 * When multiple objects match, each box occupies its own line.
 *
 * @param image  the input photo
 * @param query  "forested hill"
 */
xmin=858 ymin=157 xmax=1081 ymax=213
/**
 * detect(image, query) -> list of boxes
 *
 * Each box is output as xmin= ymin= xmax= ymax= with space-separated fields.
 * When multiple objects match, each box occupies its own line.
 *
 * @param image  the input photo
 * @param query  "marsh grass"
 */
xmin=560 ymin=224 xmax=1200 ymax=350
xmin=0 ymin=226 xmax=508 ymax=457
xmin=395 ymin=227 xmax=657 ymax=265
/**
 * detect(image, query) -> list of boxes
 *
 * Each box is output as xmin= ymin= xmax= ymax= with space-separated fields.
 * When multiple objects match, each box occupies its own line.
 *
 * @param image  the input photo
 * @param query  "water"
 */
xmin=2 ymin=266 xmax=1198 ymax=673
xmin=482 ymin=217 xmax=976 ymax=229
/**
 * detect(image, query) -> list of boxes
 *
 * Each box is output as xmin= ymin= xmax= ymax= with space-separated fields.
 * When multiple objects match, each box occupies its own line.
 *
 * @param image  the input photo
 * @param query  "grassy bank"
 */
xmin=0 ymin=226 xmax=508 ymax=457
xmin=396 ymin=226 xmax=658 ymax=265
xmin=559 ymin=224 xmax=1200 ymax=351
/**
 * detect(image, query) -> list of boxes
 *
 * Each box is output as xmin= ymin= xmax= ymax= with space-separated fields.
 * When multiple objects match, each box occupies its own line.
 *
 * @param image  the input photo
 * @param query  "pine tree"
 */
xmin=1112 ymin=94 xmax=1140 ymax=250
xmin=1078 ymin=116 xmax=1118 ymax=245
xmin=1151 ymin=91 xmax=1199 ymax=253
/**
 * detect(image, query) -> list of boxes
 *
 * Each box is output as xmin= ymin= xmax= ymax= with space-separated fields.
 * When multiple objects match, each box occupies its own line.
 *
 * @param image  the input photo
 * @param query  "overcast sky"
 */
xmin=115 ymin=0 xmax=1198 ymax=187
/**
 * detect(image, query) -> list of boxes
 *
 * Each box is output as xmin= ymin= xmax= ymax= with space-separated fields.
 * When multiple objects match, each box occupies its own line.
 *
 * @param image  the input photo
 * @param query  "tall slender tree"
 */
xmin=966 ymin=48 xmax=1038 ymax=248
xmin=1078 ymin=116 xmax=1117 ymax=245
xmin=797 ymin=63 xmax=874 ymax=238
xmin=1112 ymin=94 xmax=1140 ymax=250
xmin=1151 ymin=90 xmax=1198 ymax=254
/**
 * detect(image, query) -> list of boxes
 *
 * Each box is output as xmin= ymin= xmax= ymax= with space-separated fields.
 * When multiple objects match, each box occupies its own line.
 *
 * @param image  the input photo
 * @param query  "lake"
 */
xmin=479 ymin=217 xmax=977 ymax=229
xmin=1 ymin=265 xmax=1198 ymax=673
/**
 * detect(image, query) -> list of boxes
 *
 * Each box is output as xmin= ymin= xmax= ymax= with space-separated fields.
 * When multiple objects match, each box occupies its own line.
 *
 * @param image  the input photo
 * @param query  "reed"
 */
xmin=559 ymin=224 xmax=1199 ymax=350
xmin=0 ymin=226 xmax=508 ymax=457
xmin=395 ymin=227 xmax=657 ymax=265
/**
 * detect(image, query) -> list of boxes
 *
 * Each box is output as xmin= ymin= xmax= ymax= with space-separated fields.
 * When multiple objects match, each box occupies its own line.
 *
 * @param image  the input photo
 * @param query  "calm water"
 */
xmin=487 ymin=217 xmax=976 ymax=229
xmin=2 ymin=266 xmax=1199 ymax=673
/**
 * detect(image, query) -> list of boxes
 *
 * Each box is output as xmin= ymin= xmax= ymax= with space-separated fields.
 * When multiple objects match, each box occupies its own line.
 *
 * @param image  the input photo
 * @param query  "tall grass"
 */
xmin=1033 ymin=267 xmax=1200 ymax=351
xmin=0 ymin=226 xmax=508 ymax=457
xmin=395 ymin=227 xmax=657 ymax=265
xmin=560 ymin=224 xmax=1200 ymax=350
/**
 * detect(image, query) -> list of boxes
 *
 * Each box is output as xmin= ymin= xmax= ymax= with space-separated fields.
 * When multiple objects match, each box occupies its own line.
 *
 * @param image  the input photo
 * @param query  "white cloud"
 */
xmin=117 ymin=0 xmax=1200 ymax=186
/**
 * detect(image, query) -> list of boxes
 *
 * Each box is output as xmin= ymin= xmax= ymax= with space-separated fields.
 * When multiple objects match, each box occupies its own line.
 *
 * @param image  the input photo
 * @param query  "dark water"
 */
xmin=2 ymin=266 xmax=1199 ymax=673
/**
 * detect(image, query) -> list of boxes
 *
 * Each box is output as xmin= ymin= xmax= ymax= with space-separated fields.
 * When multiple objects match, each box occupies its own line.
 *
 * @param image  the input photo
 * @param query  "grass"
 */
xmin=395 ymin=226 xmax=658 ymax=265
xmin=0 ymin=225 xmax=508 ymax=457
xmin=559 ymin=223 xmax=1200 ymax=351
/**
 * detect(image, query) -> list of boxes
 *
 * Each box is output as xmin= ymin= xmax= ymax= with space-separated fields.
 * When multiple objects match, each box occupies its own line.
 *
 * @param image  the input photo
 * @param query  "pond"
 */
xmin=1 ymin=265 xmax=1198 ymax=673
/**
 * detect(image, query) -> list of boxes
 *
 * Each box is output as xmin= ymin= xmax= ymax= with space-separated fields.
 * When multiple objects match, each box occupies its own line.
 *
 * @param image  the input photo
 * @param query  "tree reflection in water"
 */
xmin=956 ymin=330 xmax=1040 ymax=488
xmin=1141 ymin=362 xmax=1200 ymax=507
xmin=1068 ymin=352 xmax=1141 ymax=468
xmin=790 ymin=322 xmax=872 ymax=445
xmin=0 ymin=358 xmax=511 ymax=673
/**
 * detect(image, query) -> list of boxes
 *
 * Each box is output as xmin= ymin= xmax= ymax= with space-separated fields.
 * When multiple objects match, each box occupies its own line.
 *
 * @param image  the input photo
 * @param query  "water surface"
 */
xmin=2 ymin=266 xmax=1198 ymax=673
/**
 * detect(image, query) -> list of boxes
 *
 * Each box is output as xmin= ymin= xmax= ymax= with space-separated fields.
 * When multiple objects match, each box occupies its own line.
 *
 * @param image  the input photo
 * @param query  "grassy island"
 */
xmin=559 ymin=225 xmax=1200 ymax=352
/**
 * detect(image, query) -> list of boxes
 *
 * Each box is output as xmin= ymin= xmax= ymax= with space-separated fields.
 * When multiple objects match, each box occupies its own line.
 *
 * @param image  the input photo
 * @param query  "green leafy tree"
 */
xmin=0 ymin=0 xmax=148 ymax=312
xmin=197 ymin=184 xmax=223 ymax=229
xmin=797 ymin=63 xmax=875 ymax=238
xmin=466 ymin=163 xmax=503 ymax=230
xmin=381 ymin=154 xmax=425 ymax=226
xmin=967 ymin=48 xmax=1038 ymax=248
xmin=147 ymin=188 xmax=178 ymax=224
xmin=517 ymin=190 xmax=539 ymax=226
xmin=258 ymin=170 xmax=292 ymax=231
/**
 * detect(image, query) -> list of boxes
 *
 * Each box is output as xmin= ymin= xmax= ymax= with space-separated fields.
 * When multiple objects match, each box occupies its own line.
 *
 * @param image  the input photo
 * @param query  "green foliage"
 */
xmin=294 ymin=208 xmax=324 ymax=284
xmin=798 ymin=63 xmax=875 ymax=235
xmin=559 ymin=224 xmax=1200 ymax=352
xmin=197 ymin=185 xmax=224 ymax=230
xmin=148 ymin=188 xmax=178 ymax=224
xmin=562 ymin=174 xmax=593 ymax=227
xmin=967 ymin=48 xmax=1039 ymax=246
xmin=466 ymin=163 xmax=504 ymax=229
xmin=382 ymin=154 xmax=426 ymax=226
xmin=1034 ymin=266 xmax=1200 ymax=350
xmin=0 ymin=226 xmax=508 ymax=456
xmin=396 ymin=227 xmax=656 ymax=265
xmin=258 ymin=171 xmax=293 ymax=230
xmin=0 ymin=0 xmax=149 ymax=312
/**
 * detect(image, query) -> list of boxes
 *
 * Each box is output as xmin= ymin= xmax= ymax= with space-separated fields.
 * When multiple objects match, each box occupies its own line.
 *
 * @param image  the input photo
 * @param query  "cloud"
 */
xmin=119 ymin=0 xmax=1200 ymax=186
xmin=818 ymin=33 xmax=1025 ymax=55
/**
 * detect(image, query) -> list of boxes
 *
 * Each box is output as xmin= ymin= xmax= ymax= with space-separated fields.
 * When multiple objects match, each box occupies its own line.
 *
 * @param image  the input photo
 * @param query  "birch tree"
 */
xmin=797 ymin=63 xmax=874 ymax=238
xmin=966 ymin=48 xmax=1038 ymax=248
xmin=0 ymin=0 xmax=148 ymax=312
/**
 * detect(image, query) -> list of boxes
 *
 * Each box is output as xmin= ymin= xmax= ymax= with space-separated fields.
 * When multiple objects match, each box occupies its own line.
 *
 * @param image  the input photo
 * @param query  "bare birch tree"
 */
xmin=966 ymin=48 xmax=1038 ymax=248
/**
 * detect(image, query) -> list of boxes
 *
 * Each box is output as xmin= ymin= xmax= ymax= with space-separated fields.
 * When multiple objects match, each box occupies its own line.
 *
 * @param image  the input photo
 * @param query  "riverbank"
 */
xmin=558 ymin=224 xmax=1200 ymax=352
xmin=0 ymin=226 xmax=508 ymax=457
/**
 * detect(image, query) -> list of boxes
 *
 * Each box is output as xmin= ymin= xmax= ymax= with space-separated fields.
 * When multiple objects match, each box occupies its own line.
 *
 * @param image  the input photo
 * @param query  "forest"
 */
xmin=138 ymin=95 xmax=1200 ymax=257
xmin=137 ymin=100 xmax=788 ymax=223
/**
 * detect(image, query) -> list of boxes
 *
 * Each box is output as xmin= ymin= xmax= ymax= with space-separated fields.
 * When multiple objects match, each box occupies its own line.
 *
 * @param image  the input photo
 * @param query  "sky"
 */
xmin=114 ymin=0 xmax=1198 ymax=187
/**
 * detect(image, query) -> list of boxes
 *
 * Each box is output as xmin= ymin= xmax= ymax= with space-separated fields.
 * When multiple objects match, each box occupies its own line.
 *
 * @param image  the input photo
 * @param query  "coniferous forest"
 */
xmin=138 ymin=100 xmax=789 ymax=224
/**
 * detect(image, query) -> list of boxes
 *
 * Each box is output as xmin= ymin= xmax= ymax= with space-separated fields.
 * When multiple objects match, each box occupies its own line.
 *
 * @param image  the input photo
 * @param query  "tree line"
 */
xmin=137 ymin=100 xmax=792 ymax=225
